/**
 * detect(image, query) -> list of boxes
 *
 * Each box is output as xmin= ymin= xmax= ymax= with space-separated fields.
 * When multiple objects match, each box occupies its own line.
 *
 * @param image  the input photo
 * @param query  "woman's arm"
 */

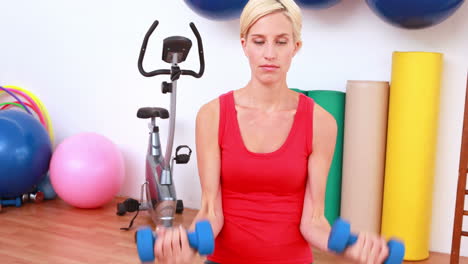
xmin=300 ymin=104 xmax=389 ymax=263
xmin=299 ymin=104 xmax=337 ymax=251
xmin=154 ymin=99 xmax=224 ymax=264
xmin=190 ymin=98 xmax=224 ymax=237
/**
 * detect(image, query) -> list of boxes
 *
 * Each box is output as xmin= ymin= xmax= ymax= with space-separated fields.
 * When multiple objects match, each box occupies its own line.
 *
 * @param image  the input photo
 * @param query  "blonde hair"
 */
xmin=240 ymin=0 xmax=302 ymax=42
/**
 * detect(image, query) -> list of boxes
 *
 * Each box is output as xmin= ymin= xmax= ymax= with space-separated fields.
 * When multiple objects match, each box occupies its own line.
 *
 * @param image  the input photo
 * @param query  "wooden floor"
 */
xmin=0 ymin=196 xmax=466 ymax=264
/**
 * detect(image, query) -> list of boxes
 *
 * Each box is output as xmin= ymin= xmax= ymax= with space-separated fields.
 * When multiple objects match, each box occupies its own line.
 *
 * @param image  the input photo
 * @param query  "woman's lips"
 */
xmin=260 ymin=65 xmax=279 ymax=71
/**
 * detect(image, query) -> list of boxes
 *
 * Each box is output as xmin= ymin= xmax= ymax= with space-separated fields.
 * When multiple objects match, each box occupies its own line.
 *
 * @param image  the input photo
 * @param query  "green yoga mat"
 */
xmin=292 ymin=88 xmax=346 ymax=225
xmin=308 ymin=90 xmax=345 ymax=225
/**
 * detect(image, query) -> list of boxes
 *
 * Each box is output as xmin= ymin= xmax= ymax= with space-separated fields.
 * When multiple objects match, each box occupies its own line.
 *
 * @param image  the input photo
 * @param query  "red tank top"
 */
xmin=207 ymin=91 xmax=315 ymax=264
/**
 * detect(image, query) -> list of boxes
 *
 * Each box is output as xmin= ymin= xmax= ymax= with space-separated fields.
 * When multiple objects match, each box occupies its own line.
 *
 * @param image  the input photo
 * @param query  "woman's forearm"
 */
xmin=300 ymin=215 xmax=331 ymax=252
xmin=191 ymin=200 xmax=224 ymax=238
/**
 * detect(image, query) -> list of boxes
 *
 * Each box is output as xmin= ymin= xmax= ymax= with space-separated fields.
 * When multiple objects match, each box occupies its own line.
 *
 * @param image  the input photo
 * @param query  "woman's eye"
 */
xmin=252 ymin=40 xmax=287 ymax=45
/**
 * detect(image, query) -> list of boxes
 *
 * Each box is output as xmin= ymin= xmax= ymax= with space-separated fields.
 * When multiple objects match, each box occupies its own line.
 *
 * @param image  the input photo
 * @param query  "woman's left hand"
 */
xmin=343 ymin=232 xmax=389 ymax=264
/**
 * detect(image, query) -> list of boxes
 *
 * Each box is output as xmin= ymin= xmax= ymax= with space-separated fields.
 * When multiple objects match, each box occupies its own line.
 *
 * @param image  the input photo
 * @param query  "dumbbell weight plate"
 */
xmin=189 ymin=220 xmax=215 ymax=255
xmin=386 ymin=239 xmax=405 ymax=264
xmin=33 ymin=191 xmax=44 ymax=203
xmin=136 ymin=227 xmax=156 ymax=262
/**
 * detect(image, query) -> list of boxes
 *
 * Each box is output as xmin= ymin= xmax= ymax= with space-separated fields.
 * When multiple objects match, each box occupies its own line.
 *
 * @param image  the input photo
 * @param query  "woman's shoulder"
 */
xmin=312 ymin=103 xmax=337 ymax=144
xmin=313 ymin=103 xmax=336 ymax=126
xmin=197 ymin=97 xmax=219 ymax=120
xmin=196 ymin=90 xmax=233 ymax=127
xmin=197 ymin=90 xmax=235 ymax=119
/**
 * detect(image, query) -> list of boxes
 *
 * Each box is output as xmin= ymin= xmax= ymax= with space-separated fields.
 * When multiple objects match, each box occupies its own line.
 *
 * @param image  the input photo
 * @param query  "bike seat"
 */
xmin=137 ymin=107 xmax=169 ymax=119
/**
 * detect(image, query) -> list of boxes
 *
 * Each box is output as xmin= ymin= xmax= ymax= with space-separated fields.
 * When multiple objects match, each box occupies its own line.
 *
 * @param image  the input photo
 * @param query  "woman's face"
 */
xmin=241 ymin=11 xmax=301 ymax=85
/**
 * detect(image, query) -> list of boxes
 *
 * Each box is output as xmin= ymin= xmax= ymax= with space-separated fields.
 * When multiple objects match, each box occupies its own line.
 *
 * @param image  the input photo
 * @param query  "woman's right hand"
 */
xmin=343 ymin=231 xmax=389 ymax=264
xmin=154 ymin=225 xmax=197 ymax=264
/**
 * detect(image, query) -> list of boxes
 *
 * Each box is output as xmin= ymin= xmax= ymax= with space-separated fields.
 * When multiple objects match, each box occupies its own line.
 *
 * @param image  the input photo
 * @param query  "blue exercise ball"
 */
xmin=296 ymin=0 xmax=341 ymax=9
xmin=366 ymin=0 xmax=465 ymax=29
xmin=0 ymin=110 xmax=52 ymax=198
xmin=184 ymin=0 xmax=248 ymax=21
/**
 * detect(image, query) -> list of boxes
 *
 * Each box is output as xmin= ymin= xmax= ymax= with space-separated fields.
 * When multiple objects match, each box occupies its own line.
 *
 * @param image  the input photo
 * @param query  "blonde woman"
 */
xmin=154 ymin=1 xmax=389 ymax=263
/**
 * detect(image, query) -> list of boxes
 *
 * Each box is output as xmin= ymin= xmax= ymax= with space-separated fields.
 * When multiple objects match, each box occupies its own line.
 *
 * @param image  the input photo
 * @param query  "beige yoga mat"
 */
xmin=340 ymin=80 xmax=390 ymax=234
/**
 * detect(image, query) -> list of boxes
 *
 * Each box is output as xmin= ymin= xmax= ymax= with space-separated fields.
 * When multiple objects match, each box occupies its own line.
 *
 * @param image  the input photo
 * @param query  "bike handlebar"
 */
xmin=137 ymin=20 xmax=205 ymax=78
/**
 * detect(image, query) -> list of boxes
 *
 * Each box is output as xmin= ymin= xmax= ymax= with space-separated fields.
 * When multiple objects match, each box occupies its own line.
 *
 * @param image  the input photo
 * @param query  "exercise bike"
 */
xmin=117 ymin=19 xmax=205 ymax=229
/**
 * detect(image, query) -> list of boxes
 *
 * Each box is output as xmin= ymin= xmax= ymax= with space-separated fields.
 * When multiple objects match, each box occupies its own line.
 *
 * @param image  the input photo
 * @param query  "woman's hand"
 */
xmin=343 ymin=232 xmax=389 ymax=264
xmin=154 ymin=225 xmax=197 ymax=264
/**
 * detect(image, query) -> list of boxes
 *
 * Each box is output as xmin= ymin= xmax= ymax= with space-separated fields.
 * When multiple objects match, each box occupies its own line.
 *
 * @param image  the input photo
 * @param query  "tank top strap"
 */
xmin=297 ymin=93 xmax=315 ymax=155
xmin=218 ymin=90 xmax=235 ymax=147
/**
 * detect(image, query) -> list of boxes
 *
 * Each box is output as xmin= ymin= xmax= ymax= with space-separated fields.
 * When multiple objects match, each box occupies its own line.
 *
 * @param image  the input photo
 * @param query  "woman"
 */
xmin=154 ymin=0 xmax=389 ymax=263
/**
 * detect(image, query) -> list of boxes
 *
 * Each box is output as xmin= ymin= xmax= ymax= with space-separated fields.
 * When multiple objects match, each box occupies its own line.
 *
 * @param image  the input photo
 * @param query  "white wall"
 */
xmin=1 ymin=0 xmax=467 ymax=256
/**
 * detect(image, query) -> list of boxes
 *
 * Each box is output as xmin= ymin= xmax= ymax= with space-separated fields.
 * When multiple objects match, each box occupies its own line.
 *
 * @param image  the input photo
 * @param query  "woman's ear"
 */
xmin=293 ymin=40 xmax=302 ymax=56
xmin=241 ymin=37 xmax=248 ymax=57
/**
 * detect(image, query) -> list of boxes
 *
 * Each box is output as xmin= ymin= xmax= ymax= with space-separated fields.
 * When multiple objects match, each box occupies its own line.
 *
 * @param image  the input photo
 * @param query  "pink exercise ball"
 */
xmin=50 ymin=132 xmax=125 ymax=208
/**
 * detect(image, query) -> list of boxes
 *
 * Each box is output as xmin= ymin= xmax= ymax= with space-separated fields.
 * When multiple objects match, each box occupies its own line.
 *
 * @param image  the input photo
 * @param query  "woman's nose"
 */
xmin=263 ymin=44 xmax=277 ymax=60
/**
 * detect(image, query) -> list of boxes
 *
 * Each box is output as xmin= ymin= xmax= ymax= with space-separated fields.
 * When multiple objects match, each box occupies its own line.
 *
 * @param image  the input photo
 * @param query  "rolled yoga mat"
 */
xmin=381 ymin=51 xmax=443 ymax=260
xmin=340 ymin=81 xmax=389 ymax=234
xmin=308 ymin=90 xmax=346 ymax=225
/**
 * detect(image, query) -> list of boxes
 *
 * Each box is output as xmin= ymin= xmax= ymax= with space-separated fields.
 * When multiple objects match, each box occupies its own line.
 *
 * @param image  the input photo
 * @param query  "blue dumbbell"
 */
xmin=135 ymin=220 xmax=215 ymax=262
xmin=22 ymin=191 xmax=44 ymax=203
xmin=328 ymin=218 xmax=405 ymax=264
xmin=0 ymin=197 xmax=22 ymax=207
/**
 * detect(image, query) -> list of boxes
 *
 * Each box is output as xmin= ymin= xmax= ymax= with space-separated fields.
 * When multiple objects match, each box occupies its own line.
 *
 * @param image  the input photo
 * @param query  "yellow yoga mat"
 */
xmin=381 ymin=52 xmax=443 ymax=260
xmin=341 ymin=81 xmax=389 ymax=235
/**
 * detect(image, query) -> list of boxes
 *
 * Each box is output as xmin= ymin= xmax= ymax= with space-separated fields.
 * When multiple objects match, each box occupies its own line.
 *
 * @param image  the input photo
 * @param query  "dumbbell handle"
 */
xmin=328 ymin=218 xmax=404 ymax=264
xmin=137 ymin=229 xmax=205 ymax=262
xmin=345 ymin=234 xmax=404 ymax=264
xmin=136 ymin=220 xmax=214 ymax=262
xmin=345 ymin=234 xmax=358 ymax=247
xmin=0 ymin=197 xmax=22 ymax=207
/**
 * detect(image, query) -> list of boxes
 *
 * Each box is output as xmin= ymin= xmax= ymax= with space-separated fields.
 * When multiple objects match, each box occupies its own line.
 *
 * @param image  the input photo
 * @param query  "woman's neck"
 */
xmin=236 ymin=78 xmax=295 ymax=112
